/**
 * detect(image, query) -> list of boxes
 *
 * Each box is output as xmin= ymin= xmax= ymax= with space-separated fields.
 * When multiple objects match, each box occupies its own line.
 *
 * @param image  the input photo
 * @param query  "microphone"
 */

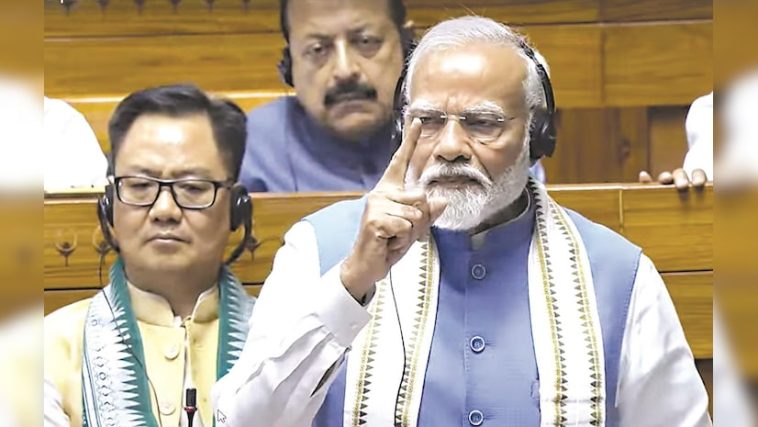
xmin=184 ymin=388 xmax=197 ymax=427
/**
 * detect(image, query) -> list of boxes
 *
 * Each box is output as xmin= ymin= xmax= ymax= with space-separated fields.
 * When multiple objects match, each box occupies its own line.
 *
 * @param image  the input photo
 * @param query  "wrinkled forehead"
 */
xmin=408 ymin=43 xmax=528 ymax=114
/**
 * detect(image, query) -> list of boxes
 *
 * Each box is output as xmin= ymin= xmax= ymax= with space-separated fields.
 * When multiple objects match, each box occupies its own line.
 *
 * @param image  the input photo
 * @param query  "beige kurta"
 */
xmin=45 ymin=283 xmax=222 ymax=427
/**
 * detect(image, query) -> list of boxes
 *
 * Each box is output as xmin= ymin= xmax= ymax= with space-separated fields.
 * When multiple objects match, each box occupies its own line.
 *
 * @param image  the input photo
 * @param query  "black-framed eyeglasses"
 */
xmin=113 ymin=176 xmax=234 ymax=210
xmin=406 ymin=109 xmax=514 ymax=145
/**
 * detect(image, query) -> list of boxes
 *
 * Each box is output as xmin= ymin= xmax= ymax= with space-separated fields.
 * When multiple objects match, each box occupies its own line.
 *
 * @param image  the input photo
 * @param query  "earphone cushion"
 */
xmin=100 ymin=184 xmax=114 ymax=226
xmin=229 ymin=185 xmax=252 ymax=231
xmin=278 ymin=47 xmax=294 ymax=87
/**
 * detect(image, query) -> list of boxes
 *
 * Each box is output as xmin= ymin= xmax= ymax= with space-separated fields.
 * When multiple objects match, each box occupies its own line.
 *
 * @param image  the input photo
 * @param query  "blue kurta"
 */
xmin=306 ymin=194 xmax=640 ymax=427
xmin=239 ymin=97 xmax=396 ymax=193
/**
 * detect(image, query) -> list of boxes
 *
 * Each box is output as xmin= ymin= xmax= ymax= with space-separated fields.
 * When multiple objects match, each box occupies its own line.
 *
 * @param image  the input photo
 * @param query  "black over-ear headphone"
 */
xmin=518 ymin=40 xmax=557 ymax=160
xmin=277 ymin=25 xmax=416 ymax=87
xmin=97 ymin=181 xmax=254 ymax=265
xmin=391 ymin=36 xmax=557 ymax=162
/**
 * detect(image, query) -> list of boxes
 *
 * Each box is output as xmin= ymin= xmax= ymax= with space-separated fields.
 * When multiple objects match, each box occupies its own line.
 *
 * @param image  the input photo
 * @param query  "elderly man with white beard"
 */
xmin=212 ymin=17 xmax=710 ymax=427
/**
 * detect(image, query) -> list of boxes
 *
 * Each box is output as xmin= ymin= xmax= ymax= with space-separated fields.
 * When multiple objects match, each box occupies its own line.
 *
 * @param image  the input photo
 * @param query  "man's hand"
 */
xmin=340 ymin=119 xmax=447 ymax=301
xmin=639 ymin=168 xmax=708 ymax=191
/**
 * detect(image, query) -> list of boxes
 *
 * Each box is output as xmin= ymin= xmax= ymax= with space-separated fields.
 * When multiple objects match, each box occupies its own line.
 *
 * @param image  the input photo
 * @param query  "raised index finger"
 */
xmin=379 ymin=118 xmax=422 ymax=187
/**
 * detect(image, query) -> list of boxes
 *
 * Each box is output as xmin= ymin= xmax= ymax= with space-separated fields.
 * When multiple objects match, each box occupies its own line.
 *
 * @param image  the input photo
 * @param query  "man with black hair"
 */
xmin=44 ymin=84 xmax=256 ymax=427
xmin=238 ymin=0 xmax=411 ymax=192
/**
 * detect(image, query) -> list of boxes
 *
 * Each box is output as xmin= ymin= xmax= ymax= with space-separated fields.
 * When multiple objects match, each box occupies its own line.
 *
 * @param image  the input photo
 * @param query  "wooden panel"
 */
xmin=44 ymin=32 xmax=289 ymax=97
xmin=51 ymin=26 xmax=599 ymax=105
xmin=600 ymin=0 xmax=712 ymax=22
xmin=604 ymin=21 xmax=712 ymax=106
xmin=549 ymin=186 xmax=621 ymax=230
xmin=622 ymin=186 xmax=712 ymax=272
xmin=542 ymin=107 xmax=648 ymax=183
xmin=615 ymin=107 xmax=651 ymax=181
xmin=44 ymin=0 xmax=282 ymax=38
xmin=44 ymin=284 xmax=262 ymax=315
xmin=648 ymin=106 xmax=689 ymax=176
xmin=46 ymin=0 xmax=715 ymax=38
xmin=67 ymin=92 xmax=287 ymax=152
xmin=44 ymin=21 xmax=710 ymax=107
xmin=714 ymin=2 xmax=758 ymax=89
xmin=717 ymin=279 xmax=758 ymax=380
xmin=664 ymin=271 xmax=712 ymax=358
xmin=409 ymin=1 xmax=599 ymax=27
xmin=45 ymin=0 xmax=601 ymax=37
xmin=523 ymin=25 xmax=603 ymax=108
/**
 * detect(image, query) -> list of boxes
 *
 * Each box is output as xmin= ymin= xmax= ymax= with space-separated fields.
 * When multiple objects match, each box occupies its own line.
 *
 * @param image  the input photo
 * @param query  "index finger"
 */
xmin=379 ymin=118 xmax=422 ymax=186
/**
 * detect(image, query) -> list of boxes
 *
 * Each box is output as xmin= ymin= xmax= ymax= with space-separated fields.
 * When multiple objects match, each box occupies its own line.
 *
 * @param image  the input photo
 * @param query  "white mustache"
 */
xmin=419 ymin=163 xmax=492 ymax=188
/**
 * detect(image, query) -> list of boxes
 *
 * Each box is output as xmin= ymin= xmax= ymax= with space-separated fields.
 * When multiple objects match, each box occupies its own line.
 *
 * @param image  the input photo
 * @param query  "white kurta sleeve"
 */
xmin=212 ymin=221 xmax=371 ymax=427
xmin=616 ymin=254 xmax=711 ymax=426
xmin=43 ymin=98 xmax=108 ymax=191
xmin=683 ymin=92 xmax=714 ymax=179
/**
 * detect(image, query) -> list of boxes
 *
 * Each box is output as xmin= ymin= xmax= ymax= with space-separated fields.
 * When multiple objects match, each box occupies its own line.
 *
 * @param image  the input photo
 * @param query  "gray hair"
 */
xmin=404 ymin=16 xmax=550 ymax=114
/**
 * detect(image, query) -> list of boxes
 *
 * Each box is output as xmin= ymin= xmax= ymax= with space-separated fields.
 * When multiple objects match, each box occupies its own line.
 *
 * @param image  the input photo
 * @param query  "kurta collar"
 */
xmin=126 ymin=281 xmax=219 ymax=327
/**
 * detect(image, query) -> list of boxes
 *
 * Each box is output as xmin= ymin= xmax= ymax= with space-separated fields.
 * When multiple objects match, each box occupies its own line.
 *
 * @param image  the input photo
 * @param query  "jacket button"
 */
xmin=471 ymin=264 xmax=486 ymax=280
xmin=470 ymin=336 xmax=486 ymax=353
xmin=468 ymin=409 xmax=484 ymax=426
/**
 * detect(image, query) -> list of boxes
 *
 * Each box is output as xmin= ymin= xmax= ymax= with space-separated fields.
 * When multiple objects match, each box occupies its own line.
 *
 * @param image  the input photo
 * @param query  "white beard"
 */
xmin=407 ymin=140 xmax=530 ymax=231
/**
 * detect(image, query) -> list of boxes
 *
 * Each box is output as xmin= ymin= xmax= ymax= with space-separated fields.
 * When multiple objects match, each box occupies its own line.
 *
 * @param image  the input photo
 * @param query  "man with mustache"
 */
xmin=44 ymin=85 xmax=256 ymax=427
xmin=213 ymin=18 xmax=709 ymax=426
xmin=238 ymin=0 xmax=410 ymax=192
xmin=240 ymin=0 xmax=546 ymax=192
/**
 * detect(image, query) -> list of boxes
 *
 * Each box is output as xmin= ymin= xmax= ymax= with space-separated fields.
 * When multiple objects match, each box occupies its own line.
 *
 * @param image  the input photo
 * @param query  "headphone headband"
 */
xmin=516 ymin=39 xmax=557 ymax=159
xmin=518 ymin=41 xmax=555 ymax=115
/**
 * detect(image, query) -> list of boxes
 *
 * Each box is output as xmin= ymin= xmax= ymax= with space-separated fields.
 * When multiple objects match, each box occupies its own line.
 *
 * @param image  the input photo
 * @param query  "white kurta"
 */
xmin=43 ymin=97 xmax=107 ymax=192
xmin=683 ymin=92 xmax=714 ymax=179
xmin=212 ymin=221 xmax=710 ymax=427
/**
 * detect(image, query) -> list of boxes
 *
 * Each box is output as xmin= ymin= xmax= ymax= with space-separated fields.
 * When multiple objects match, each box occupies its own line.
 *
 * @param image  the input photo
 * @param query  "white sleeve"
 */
xmin=212 ymin=221 xmax=371 ymax=427
xmin=65 ymin=108 xmax=108 ymax=187
xmin=44 ymin=378 xmax=70 ymax=427
xmin=683 ymin=92 xmax=714 ymax=179
xmin=617 ymin=255 xmax=711 ymax=427
xmin=43 ymin=98 xmax=107 ymax=191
